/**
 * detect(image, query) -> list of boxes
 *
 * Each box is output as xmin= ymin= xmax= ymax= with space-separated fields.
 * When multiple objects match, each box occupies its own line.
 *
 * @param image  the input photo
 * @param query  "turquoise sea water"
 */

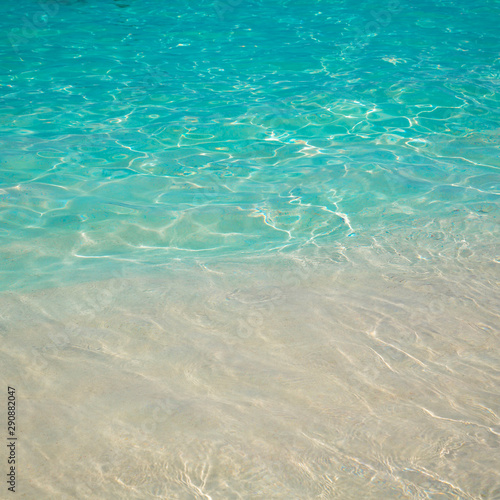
xmin=2 ymin=0 xmax=498 ymax=290
xmin=1 ymin=0 xmax=499 ymax=498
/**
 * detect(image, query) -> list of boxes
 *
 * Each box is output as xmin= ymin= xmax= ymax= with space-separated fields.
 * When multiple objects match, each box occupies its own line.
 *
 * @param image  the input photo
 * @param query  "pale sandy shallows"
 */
xmin=1 ymin=245 xmax=499 ymax=499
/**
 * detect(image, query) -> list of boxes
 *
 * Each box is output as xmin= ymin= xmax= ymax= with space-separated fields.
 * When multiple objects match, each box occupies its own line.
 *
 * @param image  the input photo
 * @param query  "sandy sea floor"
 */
xmin=1 ymin=237 xmax=499 ymax=499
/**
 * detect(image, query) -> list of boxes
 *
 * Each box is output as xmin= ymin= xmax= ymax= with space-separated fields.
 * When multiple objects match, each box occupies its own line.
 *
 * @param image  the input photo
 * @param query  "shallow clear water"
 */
xmin=0 ymin=0 xmax=499 ymax=498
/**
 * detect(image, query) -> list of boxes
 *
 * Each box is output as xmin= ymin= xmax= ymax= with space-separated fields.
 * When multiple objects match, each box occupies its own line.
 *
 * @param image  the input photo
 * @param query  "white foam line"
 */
xmin=404 ymin=466 xmax=475 ymax=500
xmin=334 ymin=210 xmax=354 ymax=233
xmin=373 ymin=337 xmax=427 ymax=368
xmin=421 ymin=406 xmax=500 ymax=436
xmin=180 ymin=455 xmax=213 ymax=500
xmin=368 ymin=347 xmax=397 ymax=373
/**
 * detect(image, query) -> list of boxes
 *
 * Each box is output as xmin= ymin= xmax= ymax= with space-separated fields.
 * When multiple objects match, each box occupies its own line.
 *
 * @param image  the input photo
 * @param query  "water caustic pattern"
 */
xmin=0 ymin=0 xmax=499 ymax=498
xmin=1 ymin=0 xmax=499 ymax=290
xmin=1 ymin=257 xmax=499 ymax=499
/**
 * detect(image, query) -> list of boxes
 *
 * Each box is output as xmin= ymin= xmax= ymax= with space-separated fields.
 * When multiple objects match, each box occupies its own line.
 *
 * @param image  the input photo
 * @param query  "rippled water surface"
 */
xmin=1 ymin=0 xmax=499 ymax=498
